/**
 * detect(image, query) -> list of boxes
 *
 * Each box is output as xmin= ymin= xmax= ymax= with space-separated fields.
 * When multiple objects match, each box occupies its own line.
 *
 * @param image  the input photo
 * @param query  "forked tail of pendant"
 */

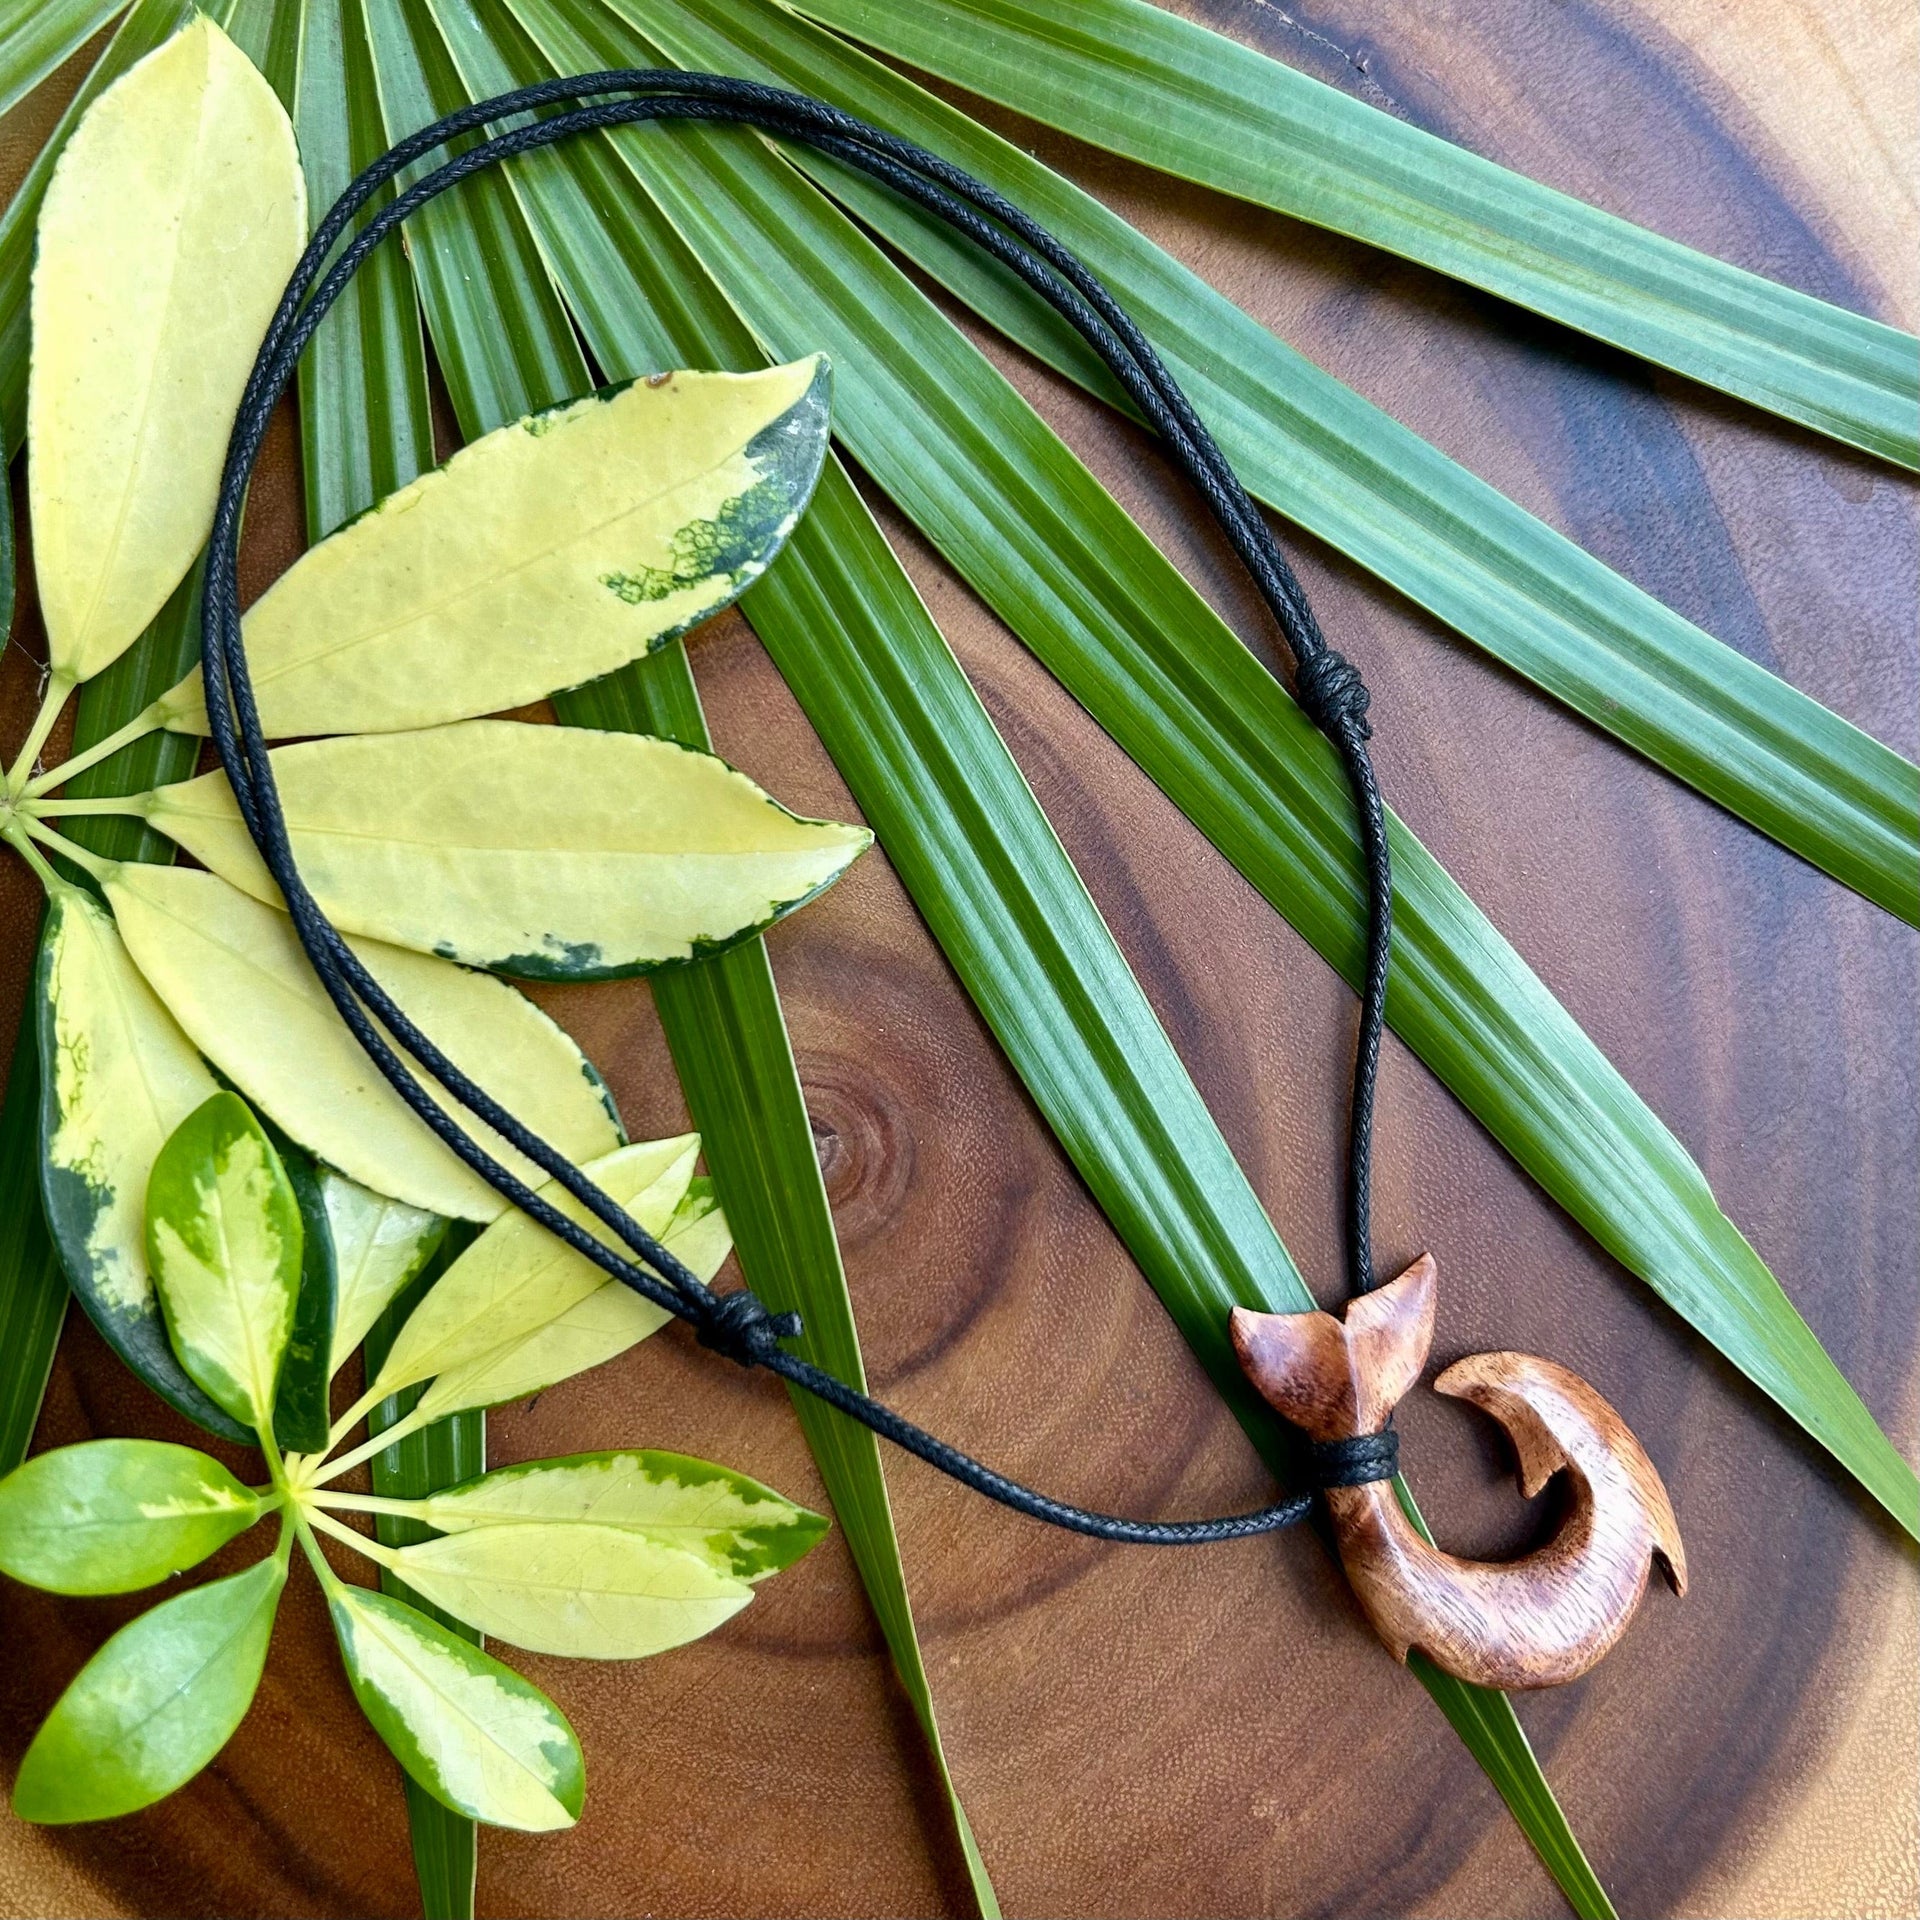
xmin=1228 ymin=1253 xmax=1437 ymax=1441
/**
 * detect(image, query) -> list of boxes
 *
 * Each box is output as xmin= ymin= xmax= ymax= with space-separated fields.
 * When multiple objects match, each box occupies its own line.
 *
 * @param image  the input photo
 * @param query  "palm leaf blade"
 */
xmin=789 ymin=0 xmax=1920 ymax=467
xmin=0 ymin=0 xmax=129 ymax=123
xmin=562 ymin=642 xmax=1002 ymax=1910
xmin=623 ymin=0 xmax=1916 ymax=924
xmin=360 ymin=3 xmax=998 ymax=1905
xmin=517 ymin=27 xmax=1908 ymax=1533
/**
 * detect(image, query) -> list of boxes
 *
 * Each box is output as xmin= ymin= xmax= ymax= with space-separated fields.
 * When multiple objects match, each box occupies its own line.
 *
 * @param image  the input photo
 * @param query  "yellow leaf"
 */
xmin=413 ymin=1177 xmax=730 ymax=1419
xmin=323 ymin=1174 xmax=446 ymax=1377
xmin=155 ymin=359 xmax=830 ymax=736
xmin=142 ymin=720 xmax=869 ymax=979
xmin=371 ymin=1137 xmax=697 ymax=1400
xmin=391 ymin=1521 xmax=750 ymax=1659
xmin=103 ymin=866 xmax=621 ymax=1220
xmin=28 ymin=18 xmax=305 ymax=683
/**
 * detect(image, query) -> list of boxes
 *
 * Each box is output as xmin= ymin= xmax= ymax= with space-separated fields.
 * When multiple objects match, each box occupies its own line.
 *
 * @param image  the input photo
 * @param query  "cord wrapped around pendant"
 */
xmin=196 ymin=67 xmax=1682 ymax=1681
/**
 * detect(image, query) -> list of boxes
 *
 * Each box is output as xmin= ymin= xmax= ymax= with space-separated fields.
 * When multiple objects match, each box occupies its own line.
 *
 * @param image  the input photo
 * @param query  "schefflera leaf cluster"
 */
xmin=0 ymin=1091 xmax=826 ymax=1829
xmin=0 ymin=16 xmax=867 ymax=1435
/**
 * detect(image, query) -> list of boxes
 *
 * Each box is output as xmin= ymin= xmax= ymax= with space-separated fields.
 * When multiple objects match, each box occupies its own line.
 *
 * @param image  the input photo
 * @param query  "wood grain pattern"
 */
xmin=1233 ymin=1256 xmax=1687 ymax=1688
xmin=0 ymin=1 xmax=1915 ymax=1915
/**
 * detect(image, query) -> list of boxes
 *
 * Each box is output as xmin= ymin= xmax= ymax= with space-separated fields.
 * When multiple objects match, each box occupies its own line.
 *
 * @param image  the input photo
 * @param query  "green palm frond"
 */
xmin=627 ymin=0 xmax=1917 ymax=927
xmin=791 ymin=0 xmax=1920 ymax=467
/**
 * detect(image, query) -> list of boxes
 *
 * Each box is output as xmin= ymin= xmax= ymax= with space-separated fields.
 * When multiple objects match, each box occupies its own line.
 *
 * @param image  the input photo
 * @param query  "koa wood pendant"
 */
xmin=1231 ymin=1257 xmax=1686 ymax=1689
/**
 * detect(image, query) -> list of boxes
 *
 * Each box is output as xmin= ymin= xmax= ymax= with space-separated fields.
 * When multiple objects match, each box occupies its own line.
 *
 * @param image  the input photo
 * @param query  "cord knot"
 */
xmin=1308 ymin=1429 xmax=1399 ymax=1487
xmin=696 ymin=1287 xmax=804 ymax=1367
xmin=1293 ymin=646 xmax=1372 ymax=740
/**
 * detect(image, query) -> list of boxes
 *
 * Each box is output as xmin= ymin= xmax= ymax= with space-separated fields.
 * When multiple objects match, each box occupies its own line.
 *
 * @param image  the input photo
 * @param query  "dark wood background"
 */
xmin=0 ymin=1 xmax=1914 ymax=1913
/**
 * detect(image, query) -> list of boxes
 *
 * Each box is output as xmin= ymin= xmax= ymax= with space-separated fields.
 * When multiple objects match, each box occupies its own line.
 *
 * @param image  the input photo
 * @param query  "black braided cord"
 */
xmin=201 ymin=71 xmax=1403 ymax=1545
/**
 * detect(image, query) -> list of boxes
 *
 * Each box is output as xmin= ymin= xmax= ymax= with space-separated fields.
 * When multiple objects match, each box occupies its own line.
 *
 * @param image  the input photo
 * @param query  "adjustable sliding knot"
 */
xmin=695 ymin=1287 xmax=804 ymax=1367
xmin=1293 ymin=646 xmax=1373 ymax=740
xmin=1309 ymin=1430 xmax=1399 ymax=1488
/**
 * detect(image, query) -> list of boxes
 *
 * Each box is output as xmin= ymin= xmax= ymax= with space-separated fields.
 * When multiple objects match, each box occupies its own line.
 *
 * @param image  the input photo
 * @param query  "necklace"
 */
xmin=200 ymin=67 xmax=1683 ymax=1689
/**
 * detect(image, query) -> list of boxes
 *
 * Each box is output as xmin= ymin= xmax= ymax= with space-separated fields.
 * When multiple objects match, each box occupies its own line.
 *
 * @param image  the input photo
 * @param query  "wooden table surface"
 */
xmin=1 ymin=2 xmax=1914 ymax=1915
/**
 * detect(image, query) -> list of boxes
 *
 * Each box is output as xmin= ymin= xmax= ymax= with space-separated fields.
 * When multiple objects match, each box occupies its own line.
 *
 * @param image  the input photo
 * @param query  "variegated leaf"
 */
xmin=145 ymin=1091 xmax=303 ymax=1432
xmin=407 ymin=1449 xmax=825 ymax=1584
xmin=389 ymin=1520 xmax=750 ymax=1659
xmin=104 ymin=865 xmax=623 ymax=1221
xmin=33 ymin=881 xmax=240 ymax=1438
xmin=153 ymin=358 xmax=830 ymax=736
xmin=139 ymin=720 xmax=869 ymax=980
xmin=28 ymin=17 xmax=304 ymax=684
xmin=328 ymin=1584 xmax=584 ymax=1832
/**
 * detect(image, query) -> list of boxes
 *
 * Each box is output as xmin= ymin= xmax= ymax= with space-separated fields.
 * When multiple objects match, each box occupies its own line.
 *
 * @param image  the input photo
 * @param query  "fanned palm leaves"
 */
xmin=0 ymin=5 xmax=1911 ymax=1918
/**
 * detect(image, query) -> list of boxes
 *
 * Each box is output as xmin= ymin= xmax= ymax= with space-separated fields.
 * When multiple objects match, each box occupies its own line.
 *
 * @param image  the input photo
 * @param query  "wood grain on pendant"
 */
xmin=1232 ymin=1256 xmax=1687 ymax=1690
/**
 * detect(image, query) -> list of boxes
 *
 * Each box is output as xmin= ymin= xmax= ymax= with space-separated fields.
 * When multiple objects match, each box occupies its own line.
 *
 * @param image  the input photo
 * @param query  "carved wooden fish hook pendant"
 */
xmin=1231 ymin=1256 xmax=1685 ymax=1689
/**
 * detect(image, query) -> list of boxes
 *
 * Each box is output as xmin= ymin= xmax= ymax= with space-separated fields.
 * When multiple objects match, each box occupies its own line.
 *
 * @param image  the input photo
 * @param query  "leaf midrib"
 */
xmin=198 ymin=1137 xmax=276 ymax=1423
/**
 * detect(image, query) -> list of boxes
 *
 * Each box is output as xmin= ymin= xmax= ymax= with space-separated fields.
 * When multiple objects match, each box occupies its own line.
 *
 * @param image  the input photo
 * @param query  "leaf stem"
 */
xmin=303 ymin=1501 xmax=400 ymax=1568
xmin=308 ymin=1397 xmax=439 ymax=1489
xmin=0 ymin=819 xmax=65 ymax=893
xmin=289 ymin=1509 xmax=343 ymax=1596
xmin=257 ymin=1422 xmax=293 ymax=1494
xmin=19 ymin=816 xmax=113 ymax=883
xmin=3 ymin=674 xmax=76 ymax=798
xmin=19 ymin=698 xmax=167 ymax=799
xmin=23 ymin=794 xmax=148 ymax=819
xmin=326 ymin=1383 xmax=388 ymax=1454
xmin=309 ymin=1489 xmax=421 ymax=1519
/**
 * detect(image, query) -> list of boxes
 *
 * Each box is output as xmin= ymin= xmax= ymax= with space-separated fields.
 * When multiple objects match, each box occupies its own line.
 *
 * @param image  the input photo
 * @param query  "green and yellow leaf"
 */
xmin=324 ymin=1171 xmax=447 ymax=1376
xmin=103 ymin=865 xmax=624 ymax=1221
xmin=0 ymin=1438 xmax=263 ymax=1595
xmin=388 ymin=1519 xmax=750 ymax=1659
xmin=654 ymin=1174 xmax=729 ymax=1283
xmin=328 ymin=1583 xmax=584 ymax=1831
xmin=408 ymin=1450 xmax=825 ymax=1584
xmin=139 ymin=719 xmax=871 ymax=979
xmin=367 ymin=1136 xmax=696 ymax=1401
xmin=153 ymin=358 xmax=832 ymax=738
xmin=145 ymin=1091 xmax=303 ymax=1432
xmin=11 ymin=1553 xmax=284 ymax=1823
xmin=33 ymin=881 xmax=242 ymax=1441
xmin=412 ymin=1175 xmax=727 ymax=1421
xmin=269 ymin=1134 xmax=339 ymax=1454
xmin=27 ymin=16 xmax=305 ymax=684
